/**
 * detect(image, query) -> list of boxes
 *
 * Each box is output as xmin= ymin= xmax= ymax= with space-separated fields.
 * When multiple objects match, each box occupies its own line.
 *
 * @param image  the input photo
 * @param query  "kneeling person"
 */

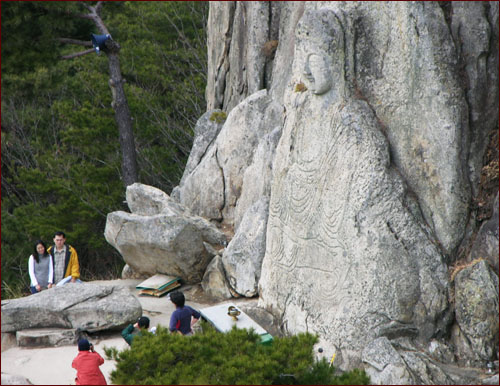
xmin=121 ymin=316 xmax=150 ymax=346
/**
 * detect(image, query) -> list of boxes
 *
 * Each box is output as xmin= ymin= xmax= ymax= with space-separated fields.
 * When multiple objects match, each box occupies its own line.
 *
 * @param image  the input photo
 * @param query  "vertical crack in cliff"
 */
xmin=214 ymin=147 xmax=226 ymax=218
xmin=438 ymin=1 xmax=453 ymax=36
xmin=215 ymin=3 xmax=236 ymax=109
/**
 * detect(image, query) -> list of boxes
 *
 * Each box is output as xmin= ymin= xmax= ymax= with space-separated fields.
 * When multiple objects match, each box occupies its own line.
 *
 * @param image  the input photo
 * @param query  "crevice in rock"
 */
xmin=438 ymin=1 xmax=453 ymax=35
xmin=214 ymin=147 xmax=226 ymax=220
xmin=215 ymin=3 xmax=236 ymax=110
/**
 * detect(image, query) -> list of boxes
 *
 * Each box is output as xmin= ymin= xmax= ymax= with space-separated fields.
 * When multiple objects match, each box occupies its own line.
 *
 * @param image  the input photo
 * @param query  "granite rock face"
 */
xmin=201 ymin=254 xmax=233 ymax=300
xmin=258 ymin=7 xmax=452 ymax=367
xmin=200 ymin=1 xmax=498 ymax=375
xmin=174 ymin=89 xmax=283 ymax=227
xmin=222 ymin=198 xmax=269 ymax=297
xmin=469 ymin=193 xmax=499 ymax=273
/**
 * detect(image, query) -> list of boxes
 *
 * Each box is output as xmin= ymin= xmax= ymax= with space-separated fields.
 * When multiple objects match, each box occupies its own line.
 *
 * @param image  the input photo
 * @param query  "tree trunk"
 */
xmin=105 ymin=39 xmax=138 ymax=187
xmin=65 ymin=2 xmax=139 ymax=187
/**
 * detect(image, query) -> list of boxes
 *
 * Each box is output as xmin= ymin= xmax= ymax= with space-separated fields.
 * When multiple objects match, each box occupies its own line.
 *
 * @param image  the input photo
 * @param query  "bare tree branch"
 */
xmin=80 ymin=2 xmax=93 ymax=12
xmin=95 ymin=1 xmax=103 ymax=15
xmin=61 ymin=49 xmax=95 ymax=60
xmin=57 ymin=38 xmax=92 ymax=47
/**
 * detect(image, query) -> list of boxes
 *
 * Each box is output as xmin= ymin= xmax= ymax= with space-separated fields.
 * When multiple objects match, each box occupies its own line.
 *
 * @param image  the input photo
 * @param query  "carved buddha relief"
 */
xmin=267 ymin=9 xmax=356 ymax=311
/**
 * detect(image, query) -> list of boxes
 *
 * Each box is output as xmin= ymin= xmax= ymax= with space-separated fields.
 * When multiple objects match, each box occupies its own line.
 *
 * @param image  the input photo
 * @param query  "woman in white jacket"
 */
xmin=28 ymin=240 xmax=54 ymax=294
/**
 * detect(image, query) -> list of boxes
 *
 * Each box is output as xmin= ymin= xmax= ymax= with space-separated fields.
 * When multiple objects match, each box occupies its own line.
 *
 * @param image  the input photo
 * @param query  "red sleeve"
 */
xmin=72 ymin=355 xmax=79 ymax=370
xmin=93 ymin=352 xmax=105 ymax=365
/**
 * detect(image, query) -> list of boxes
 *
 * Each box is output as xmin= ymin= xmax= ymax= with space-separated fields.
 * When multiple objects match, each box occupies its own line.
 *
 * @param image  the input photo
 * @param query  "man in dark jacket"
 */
xmin=121 ymin=316 xmax=150 ymax=345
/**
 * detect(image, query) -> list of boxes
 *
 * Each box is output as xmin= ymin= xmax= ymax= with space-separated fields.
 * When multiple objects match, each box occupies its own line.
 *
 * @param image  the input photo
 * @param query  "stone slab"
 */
xmin=200 ymin=303 xmax=268 ymax=335
xmin=16 ymin=328 xmax=77 ymax=347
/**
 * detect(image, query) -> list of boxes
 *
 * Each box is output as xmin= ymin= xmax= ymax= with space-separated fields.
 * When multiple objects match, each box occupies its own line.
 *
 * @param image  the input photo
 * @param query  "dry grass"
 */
xmin=294 ymin=82 xmax=307 ymax=93
xmin=262 ymin=40 xmax=279 ymax=58
xmin=449 ymin=258 xmax=485 ymax=282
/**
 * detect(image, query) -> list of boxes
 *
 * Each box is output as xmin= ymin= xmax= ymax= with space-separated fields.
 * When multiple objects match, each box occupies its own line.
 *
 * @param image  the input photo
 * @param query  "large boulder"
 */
xmin=1 ymin=284 xmax=141 ymax=333
xmin=452 ymin=260 xmax=499 ymax=366
xmin=105 ymin=183 xmax=227 ymax=283
xmin=127 ymin=182 xmax=184 ymax=216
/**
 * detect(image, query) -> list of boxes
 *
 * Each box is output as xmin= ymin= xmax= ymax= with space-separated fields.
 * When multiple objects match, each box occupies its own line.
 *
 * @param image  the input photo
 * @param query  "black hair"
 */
xmin=170 ymin=291 xmax=185 ymax=308
xmin=138 ymin=316 xmax=150 ymax=329
xmin=54 ymin=231 xmax=66 ymax=238
xmin=33 ymin=240 xmax=49 ymax=264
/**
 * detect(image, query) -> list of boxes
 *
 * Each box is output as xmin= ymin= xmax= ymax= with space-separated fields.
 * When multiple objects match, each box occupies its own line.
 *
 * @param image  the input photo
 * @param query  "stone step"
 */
xmin=16 ymin=328 xmax=77 ymax=348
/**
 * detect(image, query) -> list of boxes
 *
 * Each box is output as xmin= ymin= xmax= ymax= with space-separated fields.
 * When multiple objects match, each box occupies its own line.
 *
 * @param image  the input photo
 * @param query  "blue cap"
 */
xmin=78 ymin=338 xmax=91 ymax=351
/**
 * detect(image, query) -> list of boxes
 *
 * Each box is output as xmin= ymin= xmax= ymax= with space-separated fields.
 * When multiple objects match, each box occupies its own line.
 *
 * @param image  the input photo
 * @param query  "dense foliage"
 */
xmin=106 ymin=324 xmax=370 ymax=385
xmin=1 ymin=1 xmax=208 ymax=297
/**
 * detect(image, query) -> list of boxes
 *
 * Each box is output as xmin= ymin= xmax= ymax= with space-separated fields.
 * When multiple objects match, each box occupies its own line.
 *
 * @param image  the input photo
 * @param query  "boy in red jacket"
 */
xmin=72 ymin=339 xmax=107 ymax=385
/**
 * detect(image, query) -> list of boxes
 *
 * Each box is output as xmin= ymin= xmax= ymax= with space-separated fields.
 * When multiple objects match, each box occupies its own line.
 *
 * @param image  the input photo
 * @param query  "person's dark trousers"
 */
xmin=30 ymin=286 xmax=40 ymax=294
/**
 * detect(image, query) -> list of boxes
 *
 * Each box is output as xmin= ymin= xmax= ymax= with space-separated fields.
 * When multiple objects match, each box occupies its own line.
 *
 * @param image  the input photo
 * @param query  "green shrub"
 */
xmin=108 ymin=323 xmax=370 ymax=385
xmin=209 ymin=110 xmax=227 ymax=123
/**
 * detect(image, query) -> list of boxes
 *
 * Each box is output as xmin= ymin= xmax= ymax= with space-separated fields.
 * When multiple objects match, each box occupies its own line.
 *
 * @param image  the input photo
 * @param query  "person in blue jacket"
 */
xmin=169 ymin=291 xmax=200 ymax=335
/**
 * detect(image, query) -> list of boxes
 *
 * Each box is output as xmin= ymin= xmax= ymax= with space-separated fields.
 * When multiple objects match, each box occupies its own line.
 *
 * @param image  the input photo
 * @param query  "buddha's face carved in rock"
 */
xmin=295 ymin=9 xmax=345 ymax=99
xmin=303 ymin=53 xmax=332 ymax=95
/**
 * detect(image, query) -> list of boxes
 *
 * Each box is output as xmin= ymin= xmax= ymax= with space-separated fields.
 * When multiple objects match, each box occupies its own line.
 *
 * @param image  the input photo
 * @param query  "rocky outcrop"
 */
xmin=99 ymin=1 xmax=498 ymax=382
xmin=234 ymin=127 xmax=281 ymax=231
xmin=346 ymin=1 xmax=471 ymax=255
xmin=105 ymin=183 xmax=226 ymax=283
xmin=470 ymin=193 xmax=499 ymax=273
xmin=174 ymin=89 xmax=283 ymax=227
xmin=202 ymin=2 xmax=498 ymax=375
xmin=222 ymin=198 xmax=269 ymax=297
xmin=362 ymin=337 xmax=413 ymax=385
xmin=1 ymin=284 xmax=141 ymax=333
xmin=362 ymin=336 xmax=494 ymax=385
xmin=206 ymin=2 xmax=281 ymax=112
xmin=201 ymin=255 xmax=232 ymax=300
xmin=171 ymin=109 xmax=225 ymax=203
xmin=450 ymin=2 xmax=499 ymax=199
xmin=207 ymin=1 xmax=499 ymax=255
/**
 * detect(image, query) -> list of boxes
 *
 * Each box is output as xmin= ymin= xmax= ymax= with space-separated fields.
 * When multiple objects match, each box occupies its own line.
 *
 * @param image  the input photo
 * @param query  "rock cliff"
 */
xmin=104 ymin=2 xmax=498 ymax=384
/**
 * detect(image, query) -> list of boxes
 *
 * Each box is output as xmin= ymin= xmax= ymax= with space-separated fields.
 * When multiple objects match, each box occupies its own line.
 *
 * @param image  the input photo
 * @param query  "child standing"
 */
xmin=72 ymin=339 xmax=107 ymax=385
xmin=169 ymin=290 xmax=201 ymax=335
